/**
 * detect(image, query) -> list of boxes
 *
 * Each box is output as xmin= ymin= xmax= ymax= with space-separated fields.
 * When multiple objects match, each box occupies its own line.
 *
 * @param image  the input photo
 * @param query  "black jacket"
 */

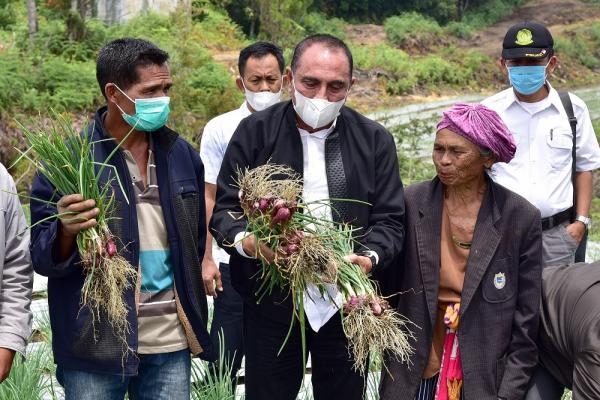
xmin=209 ymin=100 xmax=405 ymax=321
xmin=380 ymin=177 xmax=542 ymax=400
xmin=538 ymin=262 xmax=600 ymax=398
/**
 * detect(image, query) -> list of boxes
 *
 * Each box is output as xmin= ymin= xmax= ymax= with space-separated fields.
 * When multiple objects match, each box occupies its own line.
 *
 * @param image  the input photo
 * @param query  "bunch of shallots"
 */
xmin=235 ymin=163 xmax=413 ymax=373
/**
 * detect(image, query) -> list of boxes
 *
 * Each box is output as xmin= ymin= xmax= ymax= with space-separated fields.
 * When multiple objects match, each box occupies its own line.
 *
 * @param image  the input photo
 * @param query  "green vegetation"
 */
xmin=555 ymin=24 xmax=600 ymax=71
xmin=352 ymin=42 xmax=496 ymax=95
xmin=191 ymin=332 xmax=235 ymax=400
xmin=453 ymin=0 xmax=525 ymax=31
xmin=384 ymin=12 xmax=443 ymax=49
xmin=0 ymin=5 xmax=246 ymax=150
xmin=0 ymin=344 xmax=55 ymax=400
xmin=0 ymin=0 xmax=597 ymax=203
xmin=0 ymin=309 xmax=55 ymax=400
xmin=390 ymin=118 xmax=437 ymax=185
xmin=589 ymin=197 xmax=600 ymax=243
xmin=301 ymin=12 xmax=346 ymax=39
xmin=207 ymin=0 xmax=478 ymax=32
xmin=0 ymin=1 xmax=597 ymax=190
xmin=0 ymin=1 xmax=598 ymax=154
xmin=306 ymin=0 xmax=525 ymax=25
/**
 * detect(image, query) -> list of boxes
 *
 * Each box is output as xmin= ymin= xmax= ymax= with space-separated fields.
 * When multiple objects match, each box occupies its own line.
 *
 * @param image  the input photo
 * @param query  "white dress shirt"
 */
xmin=234 ymin=122 xmax=345 ymax=332
xmin=298 ymin=125 xmax=344 ymax=333
xmin=482 ymin=84 xmax=600 ymax=218
xmin=200 ymin=102 xmax=251 ymax=265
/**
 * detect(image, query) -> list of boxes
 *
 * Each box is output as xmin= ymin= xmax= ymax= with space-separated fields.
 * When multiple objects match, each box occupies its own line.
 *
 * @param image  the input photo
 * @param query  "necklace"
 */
xmin=444 ymin=198 xmax=477 ymax=251
xmin=451 ymin=236 xmax=472 ymax=249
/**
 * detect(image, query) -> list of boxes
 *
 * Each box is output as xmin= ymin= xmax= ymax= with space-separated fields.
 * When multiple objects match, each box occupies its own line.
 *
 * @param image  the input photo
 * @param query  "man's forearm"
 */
xmin=575 ymin=170 xmax=593 ymax=217
xmin=203 ymin=183 xmax=217 ymax=262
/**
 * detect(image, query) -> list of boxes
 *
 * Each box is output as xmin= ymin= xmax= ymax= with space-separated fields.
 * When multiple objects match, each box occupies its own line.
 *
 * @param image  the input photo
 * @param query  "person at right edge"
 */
xmin=482 ymin=21 xmax=600 ymax=267
xmin=525 ymin=262 xmax=600 ymax=400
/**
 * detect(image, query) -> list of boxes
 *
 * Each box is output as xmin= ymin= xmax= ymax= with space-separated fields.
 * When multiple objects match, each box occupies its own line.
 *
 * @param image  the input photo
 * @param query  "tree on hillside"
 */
xmin=310 ymin=0 xmax=523 ymax=24
xmin=215 ymin=0 xmax=261 ymax=37
xmin=26 ymin=0 xmax=37 ymax=37
xmin=258 ymin=0 xmax=313 ymax=46
xmin=457 ymin=0 xmax=468 ymax=20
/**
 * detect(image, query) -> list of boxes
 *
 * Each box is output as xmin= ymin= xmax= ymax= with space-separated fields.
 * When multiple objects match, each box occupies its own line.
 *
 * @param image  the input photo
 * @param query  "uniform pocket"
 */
xmin=482 ymin=257 xmax=515 ymax=303
xmin=546 ymin=127 xmax=572 ymax=170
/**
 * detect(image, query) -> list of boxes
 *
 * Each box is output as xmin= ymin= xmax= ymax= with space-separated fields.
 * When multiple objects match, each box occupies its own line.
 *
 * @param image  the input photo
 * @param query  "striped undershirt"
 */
xmin=123 ymin=147 xmax=188 ymax=354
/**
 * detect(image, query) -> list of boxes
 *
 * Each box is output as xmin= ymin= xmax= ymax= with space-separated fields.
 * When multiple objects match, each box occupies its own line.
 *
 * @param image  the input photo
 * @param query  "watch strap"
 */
xmin=575 ymin=215 xmax=591 ymax=227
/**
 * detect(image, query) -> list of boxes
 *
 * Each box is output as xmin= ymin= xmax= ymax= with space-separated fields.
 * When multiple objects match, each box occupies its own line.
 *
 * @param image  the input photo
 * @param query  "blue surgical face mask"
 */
xmin=507 ymin=62 xmax=550 ymax=95
xmin=113 ymin=84 xmax=170 ymax=132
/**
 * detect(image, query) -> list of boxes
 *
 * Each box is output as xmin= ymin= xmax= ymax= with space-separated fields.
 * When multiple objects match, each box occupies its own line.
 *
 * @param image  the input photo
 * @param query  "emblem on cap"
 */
xmin=493 ymin=272 xmax=506 ymax=289
xmin=515 ymin=28 xmax=534 ymax=46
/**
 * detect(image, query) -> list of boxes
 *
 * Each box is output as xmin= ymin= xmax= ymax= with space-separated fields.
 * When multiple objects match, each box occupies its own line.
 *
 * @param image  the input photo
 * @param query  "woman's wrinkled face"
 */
xmin=432 ymin=128 xmax=493 ymax=187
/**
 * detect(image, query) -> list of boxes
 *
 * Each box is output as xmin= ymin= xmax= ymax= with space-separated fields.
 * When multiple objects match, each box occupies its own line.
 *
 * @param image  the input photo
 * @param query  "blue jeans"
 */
xmin=56 ymin=349 xmax=191 ymax=400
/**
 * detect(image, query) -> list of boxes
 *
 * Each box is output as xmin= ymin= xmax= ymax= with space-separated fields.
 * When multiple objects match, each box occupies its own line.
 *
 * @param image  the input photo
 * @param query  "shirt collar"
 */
xmin=240 ymin=101 xmax=253 ymax=117
xmin=297 ymin=117 xmax=338 ymax=139
xmin=503 ymin=82 xmax=562 ymax=113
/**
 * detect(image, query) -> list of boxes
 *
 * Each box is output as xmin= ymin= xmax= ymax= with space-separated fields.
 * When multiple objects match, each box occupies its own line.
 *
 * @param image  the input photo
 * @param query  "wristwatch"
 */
xmin=358 ymin=251 xmax=378 ymax=270
xmin=575 ymin=215 xmax=592 ymax=228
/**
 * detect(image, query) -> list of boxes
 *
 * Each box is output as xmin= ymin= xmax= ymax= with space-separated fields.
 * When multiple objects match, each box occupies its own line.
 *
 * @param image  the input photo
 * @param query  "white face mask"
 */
xmin=242 ymin=80 xmax=282 ymax=112
xmin=292 ymin=80 xmax=346 ymax=130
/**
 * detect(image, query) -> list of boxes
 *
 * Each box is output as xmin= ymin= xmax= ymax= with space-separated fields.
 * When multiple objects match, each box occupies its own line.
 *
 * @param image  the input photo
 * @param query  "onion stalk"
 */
xmin=17 ymin=115 xmax=136 ymax=355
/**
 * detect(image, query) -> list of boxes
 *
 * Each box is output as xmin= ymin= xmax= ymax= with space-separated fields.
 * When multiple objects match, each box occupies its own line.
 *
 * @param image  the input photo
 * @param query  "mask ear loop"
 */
xmin=274 ymin=76 xmax=284 ymax=96
xmin=111 ymin=83 xmax=142 ymax=130
xmin=112 ymin=83 xmax=136 ymax=105
xmin=111 ymin=83 xmax=139 ymax=121
xmin=544 ymin=59 xmax=552 ymax=79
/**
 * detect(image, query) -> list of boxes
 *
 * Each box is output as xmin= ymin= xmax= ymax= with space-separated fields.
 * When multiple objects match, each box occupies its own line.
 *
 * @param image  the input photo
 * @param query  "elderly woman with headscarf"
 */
xmin=379 ymin=103 xmax=543 ymax=400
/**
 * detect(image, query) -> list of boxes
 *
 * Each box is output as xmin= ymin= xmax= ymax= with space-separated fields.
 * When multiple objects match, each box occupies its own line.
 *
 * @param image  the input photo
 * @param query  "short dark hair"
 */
xmin=290 ymin=34 xmax=353 ymax=78
xmin=238 ymin=41 xmax=285 ymax=77
xmin=96 ymin=38 xmax=170 ymax=99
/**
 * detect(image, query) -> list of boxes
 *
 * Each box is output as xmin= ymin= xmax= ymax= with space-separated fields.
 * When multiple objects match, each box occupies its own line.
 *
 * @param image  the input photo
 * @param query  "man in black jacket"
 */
xmin=210 ymin=34 xmax=405 ymax=400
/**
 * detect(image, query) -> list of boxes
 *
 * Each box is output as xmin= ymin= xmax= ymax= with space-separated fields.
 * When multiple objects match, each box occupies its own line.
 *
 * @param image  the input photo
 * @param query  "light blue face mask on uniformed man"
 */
xmin=113 ymin=84 xmax=170 ymax=132
xmin=507 ymin=62 xmax=549 ymax=95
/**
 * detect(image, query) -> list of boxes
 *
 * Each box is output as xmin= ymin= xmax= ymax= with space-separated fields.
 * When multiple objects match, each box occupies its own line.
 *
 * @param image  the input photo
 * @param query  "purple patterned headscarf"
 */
xmin=436 ymin=103 xmax=516 ymax=163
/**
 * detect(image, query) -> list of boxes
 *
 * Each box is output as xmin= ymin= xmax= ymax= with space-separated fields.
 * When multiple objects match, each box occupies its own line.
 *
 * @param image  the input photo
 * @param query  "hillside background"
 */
xmin=0 ymin=2 xmax=598 ymax=398
xmin=1 ymin=0 xmax=599 ymax=196
xmin=2 ymin=0 xmax=599 ymax=148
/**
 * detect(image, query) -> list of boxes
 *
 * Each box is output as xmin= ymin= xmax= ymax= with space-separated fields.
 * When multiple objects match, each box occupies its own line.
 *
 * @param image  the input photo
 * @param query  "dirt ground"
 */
xmin=458 ymin=0 xmax=600 ymax=57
